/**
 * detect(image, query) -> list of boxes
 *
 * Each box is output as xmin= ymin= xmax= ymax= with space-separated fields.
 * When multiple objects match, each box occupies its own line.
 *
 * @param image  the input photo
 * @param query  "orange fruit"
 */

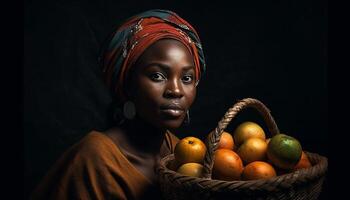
xmin=293 ymin=151 xmax=312 ymax=170
xmin=177 ymin=163 xmax=204 ymax=177
xmin=237 ymin=137 xmax=268 ymax=164
xmin=241 ymin=161 xmax=277 ymax=180
xmin=174 ymin=136 xmax=207 ymax=165
xmin=212 ymin=149 xmax=244 ymax=181
xmin=233 ymin=121 xmax=266 ymax=146
xmin=267 ymin=134 xmax=302 ymax=170
xmin=207 ymin=131 xmax=235 ymax=150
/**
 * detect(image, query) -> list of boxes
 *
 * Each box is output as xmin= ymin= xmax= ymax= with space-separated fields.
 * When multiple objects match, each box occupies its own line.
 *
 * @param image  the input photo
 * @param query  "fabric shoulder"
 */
xmin=73 ymin=131 xmax=120 ymax=159
xmin=66 ymin=130 xmax=134 ymax=176
xmin=31 ymin=131 xmax=130 ymax=200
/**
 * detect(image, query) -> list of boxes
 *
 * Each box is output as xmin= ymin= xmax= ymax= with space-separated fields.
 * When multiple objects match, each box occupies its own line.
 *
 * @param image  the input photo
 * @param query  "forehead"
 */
xmin=135 ymin=39 xmax=194 ymax=68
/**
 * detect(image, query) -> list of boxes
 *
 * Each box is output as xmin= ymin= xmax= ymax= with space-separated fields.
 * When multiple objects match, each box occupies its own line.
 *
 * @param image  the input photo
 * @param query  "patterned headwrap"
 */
xmin=101 ymin=9 xmax=206 ymax=102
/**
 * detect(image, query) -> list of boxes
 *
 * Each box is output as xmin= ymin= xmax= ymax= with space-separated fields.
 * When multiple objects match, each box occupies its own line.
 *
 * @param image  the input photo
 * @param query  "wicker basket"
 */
xmin=157 ymin=98 xmax=328 ymax=200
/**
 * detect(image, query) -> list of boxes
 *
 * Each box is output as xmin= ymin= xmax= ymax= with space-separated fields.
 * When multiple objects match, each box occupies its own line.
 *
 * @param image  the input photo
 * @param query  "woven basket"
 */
xmin=157 ymin=98 xmax=328 ymax=200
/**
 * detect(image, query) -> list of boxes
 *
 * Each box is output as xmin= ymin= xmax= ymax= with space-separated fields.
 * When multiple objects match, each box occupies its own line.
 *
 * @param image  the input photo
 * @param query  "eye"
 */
xmin=182 ymin=74 xmax=194 ymax=84
xmin=150 ymin=72 xmax=166 ymax=82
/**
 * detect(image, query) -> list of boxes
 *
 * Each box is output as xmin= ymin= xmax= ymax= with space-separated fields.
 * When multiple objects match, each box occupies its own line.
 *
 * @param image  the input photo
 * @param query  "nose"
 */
xmin=164 ymin=78 xmax=184 ymax=99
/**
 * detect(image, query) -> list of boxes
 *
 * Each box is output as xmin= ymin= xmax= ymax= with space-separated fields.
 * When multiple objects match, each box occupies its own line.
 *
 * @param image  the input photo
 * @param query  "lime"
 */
xmin=267 ymin=134 xmax=302 ymax=170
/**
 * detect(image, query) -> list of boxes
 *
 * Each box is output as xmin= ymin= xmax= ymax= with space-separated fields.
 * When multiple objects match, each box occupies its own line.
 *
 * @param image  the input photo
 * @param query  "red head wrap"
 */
xmin=102 ymin=10 xmax=206 ymax=102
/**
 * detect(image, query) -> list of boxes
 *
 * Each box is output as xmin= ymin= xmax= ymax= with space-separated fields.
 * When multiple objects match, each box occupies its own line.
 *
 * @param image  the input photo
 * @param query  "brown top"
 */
xmin=31 ymin=130 xmax=179 ymax=200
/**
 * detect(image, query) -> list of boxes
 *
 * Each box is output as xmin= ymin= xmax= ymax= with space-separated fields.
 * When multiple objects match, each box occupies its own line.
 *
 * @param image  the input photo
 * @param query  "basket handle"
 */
xmin=202 ymin=98 xmax=280 ymax=178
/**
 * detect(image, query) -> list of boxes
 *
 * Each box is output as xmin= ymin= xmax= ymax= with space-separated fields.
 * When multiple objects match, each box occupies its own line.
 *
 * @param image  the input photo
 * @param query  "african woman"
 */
xmin=31 ymin=9 xmax=206 ymax=200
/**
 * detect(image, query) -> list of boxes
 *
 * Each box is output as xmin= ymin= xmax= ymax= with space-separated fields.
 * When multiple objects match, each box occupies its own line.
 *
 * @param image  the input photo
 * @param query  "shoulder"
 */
xmin=75 ymin=131 xmax=113 ymax=150
xmin=46 ymin=130 xmax=127 ymax=177
xmin=79 ymin=131 xmax=113 ymax=147
xmin=32 ymin=131 xmax=130 ymax=199
xmin=64 ymin=130 xmax=121 ymax=165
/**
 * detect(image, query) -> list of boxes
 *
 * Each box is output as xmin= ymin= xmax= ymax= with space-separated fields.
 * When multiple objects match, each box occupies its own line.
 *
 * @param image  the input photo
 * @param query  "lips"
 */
xmin=160 ymin=103 xmax=185 ymax=118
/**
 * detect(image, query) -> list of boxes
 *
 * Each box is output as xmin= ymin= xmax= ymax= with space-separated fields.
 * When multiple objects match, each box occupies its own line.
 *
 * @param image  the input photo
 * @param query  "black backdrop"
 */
xmin=24 ymin=0 xmax=328 ymax=199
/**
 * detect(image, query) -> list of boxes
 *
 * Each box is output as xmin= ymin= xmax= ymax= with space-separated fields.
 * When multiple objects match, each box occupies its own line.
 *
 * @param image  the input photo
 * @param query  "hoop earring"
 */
xmin=184 ymin=110 xmax=190 ymax=125
xmin=123 ymin=101 xmax=136 ymax=120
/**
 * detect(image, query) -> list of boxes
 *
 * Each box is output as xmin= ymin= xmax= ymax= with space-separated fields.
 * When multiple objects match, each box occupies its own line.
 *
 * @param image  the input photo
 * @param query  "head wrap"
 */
xmin=101 ymin=9 xmax=206 ymax=102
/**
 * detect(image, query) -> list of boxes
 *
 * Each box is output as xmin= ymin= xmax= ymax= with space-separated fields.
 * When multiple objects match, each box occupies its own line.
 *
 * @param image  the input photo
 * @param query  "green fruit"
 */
xmin=267 ymin=134 xmax=302 ymax=170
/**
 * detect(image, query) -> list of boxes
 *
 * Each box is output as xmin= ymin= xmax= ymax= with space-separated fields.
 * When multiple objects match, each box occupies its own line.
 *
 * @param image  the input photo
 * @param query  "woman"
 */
xmin=31 ymin=9 xmax=206 ymax=200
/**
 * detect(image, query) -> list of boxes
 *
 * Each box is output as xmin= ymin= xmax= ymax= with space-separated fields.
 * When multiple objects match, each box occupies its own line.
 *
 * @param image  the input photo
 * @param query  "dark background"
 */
xmin=24 ymin=0 xmax=328 ymax=199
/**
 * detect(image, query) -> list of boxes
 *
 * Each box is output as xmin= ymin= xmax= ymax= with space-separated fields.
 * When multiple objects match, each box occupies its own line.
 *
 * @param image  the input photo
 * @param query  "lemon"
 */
xmin=237 ymin=137 xmax=267 ymax=164
xmin=233 ymin=121 xmax=266 ymax=146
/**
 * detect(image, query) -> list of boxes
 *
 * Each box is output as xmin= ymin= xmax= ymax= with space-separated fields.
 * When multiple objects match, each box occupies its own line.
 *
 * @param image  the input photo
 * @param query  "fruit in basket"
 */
xmin=177 ymin=162 xmax=204 ymax=177
xmin=174 ymin=136 xmax=207 ymax=165
xmin=233 ymin=121 xmax=266 ymax=146
xmin=267 ymin=134 xmax=302 ymax=170
xmin=212 ymin=149 xmax=244 ymax=181
xmin=241 ymin=161 xmax=277 ymax=180
xmin=293 ymin=151 xmax=312 ymax=170
xmin=237 ymin=137 xmax=268 ymax=164
xmin=207 ymin=131 xmax=235 ymax=150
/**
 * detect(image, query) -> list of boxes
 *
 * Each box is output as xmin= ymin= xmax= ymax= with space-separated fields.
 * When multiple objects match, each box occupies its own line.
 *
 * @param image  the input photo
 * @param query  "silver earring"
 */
xmin=123 ymin=101 xmax=136 ymax=120
xmin=184 ymin=110 xmax=190 ymax=125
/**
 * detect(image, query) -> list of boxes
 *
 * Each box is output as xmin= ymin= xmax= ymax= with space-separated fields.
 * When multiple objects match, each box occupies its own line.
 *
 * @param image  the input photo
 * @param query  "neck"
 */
xmin=120 ymin=115 xmax=166 ymax=156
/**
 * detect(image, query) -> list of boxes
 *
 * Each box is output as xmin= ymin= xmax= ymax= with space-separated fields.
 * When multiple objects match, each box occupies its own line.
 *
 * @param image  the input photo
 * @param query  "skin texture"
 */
xmin=129 ymin=39 xmax=197 ymax=131
xmin=106 ymin=39 xmax=197 ymax=182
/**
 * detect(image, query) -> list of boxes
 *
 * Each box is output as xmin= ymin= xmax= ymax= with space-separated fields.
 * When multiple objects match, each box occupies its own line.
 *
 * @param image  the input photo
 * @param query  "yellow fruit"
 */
xmin=177 ymin=163 xmax=204 ymax=177
xmin=267 ymin=134 xmax=302 ymax=170
xmin=237 ymin=137 xmax=268 ymax=164
xmin=242 ymin=161 xmax=277 ymax=180
xmin=233 ymin=121 xmax=266 ymax=146
xmin=174 ymin=136 xmax=207 ymax=165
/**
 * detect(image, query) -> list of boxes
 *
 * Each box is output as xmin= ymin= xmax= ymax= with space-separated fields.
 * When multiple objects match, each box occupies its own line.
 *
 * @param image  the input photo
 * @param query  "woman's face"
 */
xmin=127 ymin=39 xmax=197 ymax=131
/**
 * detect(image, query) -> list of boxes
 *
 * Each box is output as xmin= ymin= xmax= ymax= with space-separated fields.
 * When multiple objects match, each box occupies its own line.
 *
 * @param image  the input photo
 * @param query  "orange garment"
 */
xmin=31 ymin=130 xmax=179 ymax=200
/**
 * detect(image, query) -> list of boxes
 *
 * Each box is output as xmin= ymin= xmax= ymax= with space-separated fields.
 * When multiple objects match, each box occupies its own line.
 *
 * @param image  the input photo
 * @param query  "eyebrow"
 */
xmin=145 ymin=63 xmax=195 ymax=72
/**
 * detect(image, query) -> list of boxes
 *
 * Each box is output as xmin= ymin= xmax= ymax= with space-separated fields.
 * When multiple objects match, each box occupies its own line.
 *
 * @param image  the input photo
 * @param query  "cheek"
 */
xmin=184 ymin=85 xmax=197 ymax=108
xmin=133 ymin=78 xmax=163 ymax=110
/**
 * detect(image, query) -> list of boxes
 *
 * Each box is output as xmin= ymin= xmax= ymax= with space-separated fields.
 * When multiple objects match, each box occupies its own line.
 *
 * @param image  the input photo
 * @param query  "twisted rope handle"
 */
xmin=202 ymin=98 xmax=280 ymax=178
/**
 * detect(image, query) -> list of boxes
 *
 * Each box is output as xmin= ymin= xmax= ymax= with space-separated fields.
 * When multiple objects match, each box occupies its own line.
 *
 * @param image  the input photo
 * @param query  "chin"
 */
xmin=162 ymin=120 xmax=183 ymax=130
